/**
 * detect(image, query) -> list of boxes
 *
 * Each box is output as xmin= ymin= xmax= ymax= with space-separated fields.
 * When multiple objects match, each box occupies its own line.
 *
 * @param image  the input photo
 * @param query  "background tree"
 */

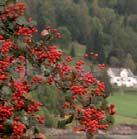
xmin=70 ymin=45 xmax=76 ymax=57
xmin=86 ymin=17 xmax=105 ymax=63
xmin=57 ymin=26 xmax=72 ymax=50
xmin=22 ymin=0 xmax=137 ymax=66
xmin=124 ymin=54 xmax=136 ymax=72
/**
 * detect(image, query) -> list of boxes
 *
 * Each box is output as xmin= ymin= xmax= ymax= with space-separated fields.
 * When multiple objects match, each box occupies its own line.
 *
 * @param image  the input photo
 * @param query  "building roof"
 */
xmin=109 ymin=68 xmax=134 ymax=77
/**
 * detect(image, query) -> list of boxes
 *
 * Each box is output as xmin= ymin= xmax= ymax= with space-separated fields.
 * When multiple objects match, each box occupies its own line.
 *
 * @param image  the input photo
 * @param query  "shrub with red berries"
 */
xmin=0 ymin=0 xmax=115 ymax=138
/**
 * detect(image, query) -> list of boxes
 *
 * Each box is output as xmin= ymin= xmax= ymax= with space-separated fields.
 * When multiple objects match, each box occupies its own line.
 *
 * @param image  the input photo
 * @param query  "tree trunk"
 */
xmin=120 ymin=86 xmax=125 ymax=95
xmin=86 ymin=132 xmax=95 ymax=139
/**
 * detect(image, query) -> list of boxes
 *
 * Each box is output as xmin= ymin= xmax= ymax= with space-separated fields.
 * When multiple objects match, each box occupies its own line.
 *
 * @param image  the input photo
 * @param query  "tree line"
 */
xmin=25 ymin=0 xmax=137 ymax=72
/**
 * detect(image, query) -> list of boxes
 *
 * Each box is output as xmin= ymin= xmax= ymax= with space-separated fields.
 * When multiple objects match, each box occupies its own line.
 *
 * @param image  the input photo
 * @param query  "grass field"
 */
xmin=107 ymin=92 xmax=137 ymax=125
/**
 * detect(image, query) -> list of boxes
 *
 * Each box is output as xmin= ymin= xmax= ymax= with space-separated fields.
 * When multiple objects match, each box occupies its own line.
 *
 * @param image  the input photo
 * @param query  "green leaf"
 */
xmin=34 ymin=126 xmax=40 ymax=134
xmin=4 ymin=119 xmax=13 ymax=126
xmin=3 ymin=119 xmax=13 ymax=135
xmin=29 ymin=20 xmax=37 ymax=27
xmin=16 ymin=16 xmax=28 ymax=26
xmin=7 ymin=0 xmax=16 ymax=4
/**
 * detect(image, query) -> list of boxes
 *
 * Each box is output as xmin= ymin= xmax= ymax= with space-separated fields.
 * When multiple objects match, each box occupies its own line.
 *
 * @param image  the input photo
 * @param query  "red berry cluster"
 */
xmin=0 ymin=1 xmax=115 ymax=138
xmin=80 ymin=108 xmax=109 ymax=133
xmin=45 ymin=26 xmax=62 ymax=39
xmin=1 ymin=39 xmax=12 ymax=55
xmin=0 ymin=35 xmax=4 ymax=40
xmin=13 ymin=120 xmax=26 ymax=136
xmin=83 ymin=72 xmax=96 ymax=84
xmin=0 ymin=56 xmax=14 ymax=71
xmin=71 ymin=85 xmax=87 ymax=95
xmin=26 ymin=101 xmax=43 ymax=115
xmin=31 ymin=46 xmax=62 ymax=63
xmin=45 ymin=46 xmax=62 ymax=63
xmin=98 ymin=64 xmax=106 ymax=70
xmin=0 ymin=3 xmax=26 ymax=20
xmin=15 ymin=26 xmax=37 ymax=36
xmin=0 ymin=106 xmax=13 ymax=121
xmin=0 ymin=72 xmax=8 ymax=83
xmin=36 ymin=116 xmax=45 ymax=124
xmin=95 ymin=82 xmax=105 ymax=96
xmin=11 ymin=81 xmax=30 ymax=95
xmin=109 ymin=104 xmax=116 ymax=115
xmin=32 ymin=75 xmax=43 ymax=84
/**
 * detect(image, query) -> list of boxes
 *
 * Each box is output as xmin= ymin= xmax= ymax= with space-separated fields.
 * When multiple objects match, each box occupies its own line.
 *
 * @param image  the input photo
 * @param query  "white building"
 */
xmin=107 ymin=68 xmax=137 ymax=87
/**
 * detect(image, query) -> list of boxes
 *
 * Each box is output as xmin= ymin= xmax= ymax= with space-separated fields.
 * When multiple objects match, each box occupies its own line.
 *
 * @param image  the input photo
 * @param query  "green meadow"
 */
xmin=108 ymin=92 xmax=137 ymax=125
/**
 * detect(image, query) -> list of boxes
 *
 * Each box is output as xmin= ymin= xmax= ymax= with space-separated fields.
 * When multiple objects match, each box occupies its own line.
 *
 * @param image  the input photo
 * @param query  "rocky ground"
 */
xmin=40 ymin=124 xmax=137 ymax=139
xmin=110 ymin=124 xmax=137 ymax=135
